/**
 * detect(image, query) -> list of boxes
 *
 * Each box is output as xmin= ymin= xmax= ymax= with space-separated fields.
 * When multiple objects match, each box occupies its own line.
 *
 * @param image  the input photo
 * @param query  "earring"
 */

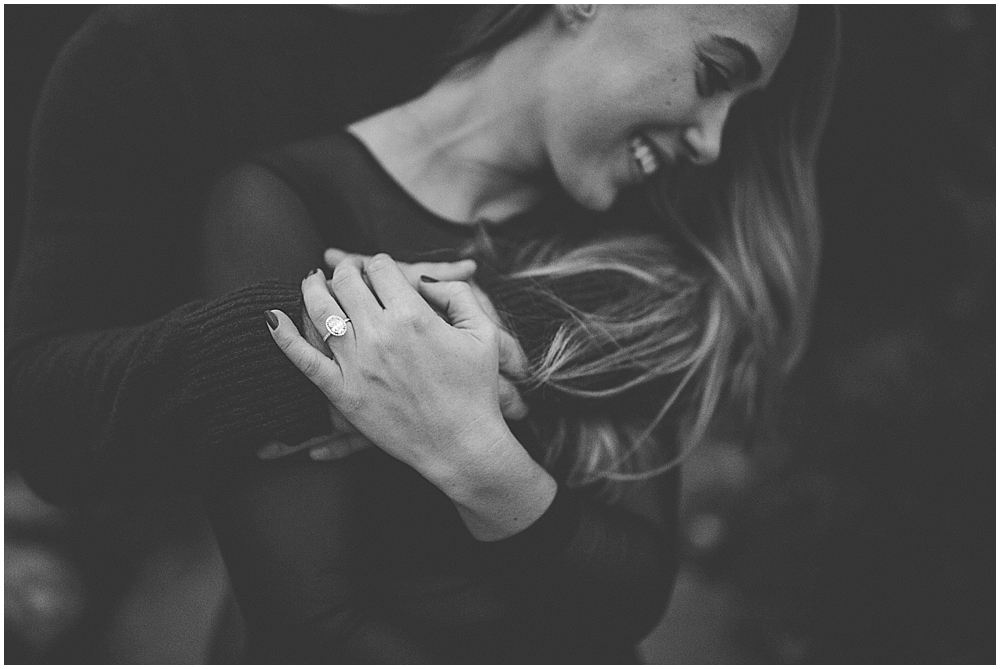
xmin=575 ymin=4 xmax=596 ymax=19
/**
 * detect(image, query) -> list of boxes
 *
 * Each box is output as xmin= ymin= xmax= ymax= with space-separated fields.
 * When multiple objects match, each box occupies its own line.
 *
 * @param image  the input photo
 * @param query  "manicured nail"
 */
xmin=264 ymin=310 xmax=278 ymax=330
xmin=420 ymin=275 xmax=438 ymax=283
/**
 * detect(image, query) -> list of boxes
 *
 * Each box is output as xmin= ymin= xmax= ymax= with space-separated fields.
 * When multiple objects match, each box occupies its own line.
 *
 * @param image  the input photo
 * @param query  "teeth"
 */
xmin=630 ymin=136 xmax=660 ymax=177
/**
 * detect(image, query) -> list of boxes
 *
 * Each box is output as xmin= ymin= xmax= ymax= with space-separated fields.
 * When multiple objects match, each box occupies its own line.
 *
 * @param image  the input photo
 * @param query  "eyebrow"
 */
xmin=709 ymin=34 xmax=763 ymax=84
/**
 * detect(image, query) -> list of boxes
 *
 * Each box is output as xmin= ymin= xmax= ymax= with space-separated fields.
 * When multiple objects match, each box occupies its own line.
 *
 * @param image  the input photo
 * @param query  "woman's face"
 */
xmin=539 ymin=5 xmax=798 ymax=211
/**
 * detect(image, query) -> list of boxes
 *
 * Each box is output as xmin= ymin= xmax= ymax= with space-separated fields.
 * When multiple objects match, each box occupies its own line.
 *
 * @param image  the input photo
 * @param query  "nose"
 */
xmin=683 ymin=102 xmax=729 ymax=166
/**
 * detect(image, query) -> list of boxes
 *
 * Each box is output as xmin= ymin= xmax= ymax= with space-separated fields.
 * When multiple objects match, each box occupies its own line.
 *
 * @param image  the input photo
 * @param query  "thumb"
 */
xmin=416 ymin=278 xmax=492 ymax=335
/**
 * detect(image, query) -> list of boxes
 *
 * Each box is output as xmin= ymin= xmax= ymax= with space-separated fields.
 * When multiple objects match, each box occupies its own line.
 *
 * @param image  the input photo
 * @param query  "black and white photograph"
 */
xmin=5 ymin=4 xmax=993 ymax=664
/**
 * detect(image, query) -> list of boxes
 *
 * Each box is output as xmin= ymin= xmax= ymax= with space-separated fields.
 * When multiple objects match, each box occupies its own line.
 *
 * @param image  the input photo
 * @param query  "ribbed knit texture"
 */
xmin=184 ymin=281 xmax=331 ymax=463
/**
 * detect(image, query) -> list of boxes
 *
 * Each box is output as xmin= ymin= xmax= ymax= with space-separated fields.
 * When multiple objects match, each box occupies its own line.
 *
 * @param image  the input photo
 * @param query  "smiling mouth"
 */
xmin=630 ymin=135 xmax=662 ymax=178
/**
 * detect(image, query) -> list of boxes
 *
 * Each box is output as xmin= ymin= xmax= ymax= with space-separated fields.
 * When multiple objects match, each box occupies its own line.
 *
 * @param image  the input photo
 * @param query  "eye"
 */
xmin=697 ymin=56 xmax=734 ymax=98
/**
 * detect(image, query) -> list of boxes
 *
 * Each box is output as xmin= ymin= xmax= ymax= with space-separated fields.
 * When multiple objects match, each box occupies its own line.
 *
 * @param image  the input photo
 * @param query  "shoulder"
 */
xmin=207 ymin=162 xmax=312 ymax=233
xmin=201 ymin=161 xmax=323 ymax=292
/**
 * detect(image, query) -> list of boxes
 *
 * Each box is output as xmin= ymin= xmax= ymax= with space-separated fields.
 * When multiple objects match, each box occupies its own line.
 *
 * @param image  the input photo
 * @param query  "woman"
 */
xmin=198 ymin=4 xmax=839 ymax=663
xmin=8 ymin=3 xmax=837 ymax=662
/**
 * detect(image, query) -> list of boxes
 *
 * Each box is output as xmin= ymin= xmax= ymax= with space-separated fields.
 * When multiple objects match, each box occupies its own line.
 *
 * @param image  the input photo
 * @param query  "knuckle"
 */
xmin=340 ymin=388 xmax=364 ymax=416
xmin=368 ymin=329 xmax=389 ymax=349
xmin=395 ymin=308 xmax=430 ymax=333
xmin=371 ymin=331 xmax=401 ymax=358
xmin=451 ymin=282 xmax=476 ymax=301
xmin=330 ymin=266 xmax=354 ymax=289
xmin=293 ymin=351 xmax=324 ymax=380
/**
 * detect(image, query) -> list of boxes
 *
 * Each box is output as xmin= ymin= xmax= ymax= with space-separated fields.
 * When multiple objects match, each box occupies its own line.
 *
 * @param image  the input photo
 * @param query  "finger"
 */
xmin=363 ymin=253 xmax=424 ymax=311
xmin=257 ymin=434 xmax=339 ymax=461
xmin=464 ymin=282 xmax=527 ymax=378
xmin=323 ymin=251 xmax=383 ymax=296
xmin=327 ymin=259 xmax=381 ymax=324
xmin=266 ymin=309 xmax=344 ymax=395
xmin=323 ymin=249 xmax=367 ymax=276
xmin=301 ymin=268 xmax=358 ymax=348
xmin=468 ymin=281 xmax=502 ymax=324
xmin=325 ymin=248 xmax=477 ymax=291
xmin=497 ymin=328 xmax=530 ymax=381
xmin=416 ymin=278 xmax=492 ymax=334
xmin=309 ymin=434 xmax=375 ymax=460
xmin=399 ymin=258 xmax=477 ymax=287
xmin=323 ymin=248 xmax=353 ymax=269
xmin=498 ymin=376 xmax=529 ymax=421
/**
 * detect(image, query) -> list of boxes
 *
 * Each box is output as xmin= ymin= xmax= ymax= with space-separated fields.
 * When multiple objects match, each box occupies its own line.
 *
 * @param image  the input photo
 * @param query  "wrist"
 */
xmin=432 ymin=427 xmax=558 ymax=541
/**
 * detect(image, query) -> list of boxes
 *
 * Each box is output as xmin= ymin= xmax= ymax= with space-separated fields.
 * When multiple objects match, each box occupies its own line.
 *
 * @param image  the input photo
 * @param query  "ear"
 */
xmin=555 ymin=4 xmax=598 ymax=31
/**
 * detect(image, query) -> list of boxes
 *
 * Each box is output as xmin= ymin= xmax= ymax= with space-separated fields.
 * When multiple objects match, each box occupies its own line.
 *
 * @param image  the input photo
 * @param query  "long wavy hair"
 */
xmin=443 ymin=6 xmax=840 ymax=496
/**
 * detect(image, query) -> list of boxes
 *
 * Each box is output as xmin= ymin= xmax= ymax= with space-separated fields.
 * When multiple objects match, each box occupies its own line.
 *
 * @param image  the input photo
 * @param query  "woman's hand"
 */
xmin=266 ymin=254 xmax=555 ymax=540
xmin=260 ymin=252 xmax=526 ymax=463
xmin=323 ymin=248 xmax=529 ymax=422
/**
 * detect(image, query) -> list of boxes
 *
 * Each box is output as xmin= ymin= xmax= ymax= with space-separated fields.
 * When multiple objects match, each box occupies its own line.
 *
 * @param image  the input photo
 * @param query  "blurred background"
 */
xmin=6 ymin=5 xmax=994 ymax=664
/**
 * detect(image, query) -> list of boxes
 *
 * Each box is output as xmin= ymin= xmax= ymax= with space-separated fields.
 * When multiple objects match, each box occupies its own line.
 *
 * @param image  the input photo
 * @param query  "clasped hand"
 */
xmin=265 ymin=252 xmax=528 ymax=486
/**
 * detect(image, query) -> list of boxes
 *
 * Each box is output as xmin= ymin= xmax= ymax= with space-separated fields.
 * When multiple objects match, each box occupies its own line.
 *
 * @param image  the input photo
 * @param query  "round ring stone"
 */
xmin=325 ymin=314 xmax=350 ymax=338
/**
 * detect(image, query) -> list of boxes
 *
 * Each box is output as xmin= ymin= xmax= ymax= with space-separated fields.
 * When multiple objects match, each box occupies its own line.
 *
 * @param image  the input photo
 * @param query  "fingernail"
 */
xmin=264 ymin=310 xmax=278 ymax=330
xmin=420 ymin=275 xmax=438 ymax=283
xmin=303 ymin=268 xmax=321 ymax=281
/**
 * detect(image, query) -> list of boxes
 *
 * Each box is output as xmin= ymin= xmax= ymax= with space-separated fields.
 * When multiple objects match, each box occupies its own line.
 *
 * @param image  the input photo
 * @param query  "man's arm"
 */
xmin=7 ymin=9 xmax=330 ymax=503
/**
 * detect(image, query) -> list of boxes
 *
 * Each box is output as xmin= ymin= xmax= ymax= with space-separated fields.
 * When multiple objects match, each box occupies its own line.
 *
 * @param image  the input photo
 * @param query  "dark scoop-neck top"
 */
xmin=251 ymin=130 xmax=576 ymax=264
xmin=254 ymin=130 xmax=472 ymax=263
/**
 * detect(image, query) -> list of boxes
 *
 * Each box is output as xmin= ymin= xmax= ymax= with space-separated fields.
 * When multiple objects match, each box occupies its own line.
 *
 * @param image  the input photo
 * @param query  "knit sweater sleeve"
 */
xmin=6 ymin=9 xmax=331 ymax=504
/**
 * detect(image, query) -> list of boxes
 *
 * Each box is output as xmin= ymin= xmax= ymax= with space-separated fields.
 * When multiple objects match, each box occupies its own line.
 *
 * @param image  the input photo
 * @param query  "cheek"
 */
xmin=542 ymin=84 xmax=614 ymax=171
xmin=627 ymin=60 xmax=690 ymax=123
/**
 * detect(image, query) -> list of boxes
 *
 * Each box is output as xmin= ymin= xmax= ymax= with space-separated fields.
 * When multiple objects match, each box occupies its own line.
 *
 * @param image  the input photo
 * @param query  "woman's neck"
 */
xmin=348 ymin=25 xmax=554 ymax=224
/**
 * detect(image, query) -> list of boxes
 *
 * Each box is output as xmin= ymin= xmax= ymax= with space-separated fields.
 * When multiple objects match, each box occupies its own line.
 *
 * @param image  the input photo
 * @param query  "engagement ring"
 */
xmin=324 ymin=314 xmax=351 ymax=340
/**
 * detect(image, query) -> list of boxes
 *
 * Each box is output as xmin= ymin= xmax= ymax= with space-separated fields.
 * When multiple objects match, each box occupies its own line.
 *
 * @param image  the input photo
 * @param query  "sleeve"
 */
xmin=6 ymin=9 xmax=331 ymax=504
xmin=477 ymin=465 xmax=681 ymax=646
xmin=199 ymin=162 xmax=448 ymax=663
